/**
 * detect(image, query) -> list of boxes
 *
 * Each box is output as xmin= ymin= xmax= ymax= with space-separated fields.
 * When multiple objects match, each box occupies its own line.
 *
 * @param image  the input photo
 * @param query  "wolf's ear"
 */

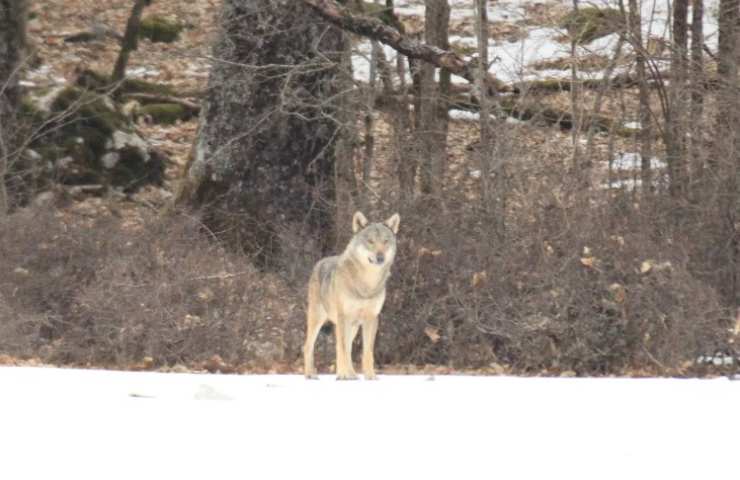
xmin=384 ymin=213 xmax=400 ymax=234
xmin=352 ymin=211 xmax=369 ymax=233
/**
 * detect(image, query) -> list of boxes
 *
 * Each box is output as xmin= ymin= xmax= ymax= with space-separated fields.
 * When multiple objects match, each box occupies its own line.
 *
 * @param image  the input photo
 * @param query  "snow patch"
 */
xmin=612 ymin=152 xmax=666 ymax=171
xmin=450 ymin=110 xmax=480 ymax=122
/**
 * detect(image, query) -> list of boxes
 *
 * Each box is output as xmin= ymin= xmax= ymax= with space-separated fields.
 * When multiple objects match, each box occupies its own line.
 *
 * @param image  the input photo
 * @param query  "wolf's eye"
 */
xmin=367 ymin=239 xmax=375 ymax=246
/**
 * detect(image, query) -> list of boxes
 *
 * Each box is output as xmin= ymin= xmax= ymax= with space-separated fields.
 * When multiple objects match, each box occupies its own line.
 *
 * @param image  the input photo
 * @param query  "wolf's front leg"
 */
xmin=334 ymin=316 xmax=358 ymax=380
xmin=362 ymin=315 xmax=379 ymax=380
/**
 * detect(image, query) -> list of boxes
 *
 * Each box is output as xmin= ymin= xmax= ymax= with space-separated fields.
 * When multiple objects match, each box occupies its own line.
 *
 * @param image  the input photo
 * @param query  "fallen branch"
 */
xmin=374 ymin=91 xmax=617 ymax=132
xmin=302 ymin=0 xmax=499 ymax=90
xmin=120 ymin=93 xmax=201 ymax=114
xmin=511 ymin=72 xmax=644 ymax=93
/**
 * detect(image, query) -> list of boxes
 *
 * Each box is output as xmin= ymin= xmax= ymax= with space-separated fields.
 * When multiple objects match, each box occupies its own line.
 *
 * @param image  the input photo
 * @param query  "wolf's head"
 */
xmin=350 ymin=211 xmax=401 ymax=267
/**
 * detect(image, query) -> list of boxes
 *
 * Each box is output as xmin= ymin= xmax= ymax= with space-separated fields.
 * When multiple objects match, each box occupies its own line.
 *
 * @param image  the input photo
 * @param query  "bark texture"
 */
xmin=179 ymin=0 xmax=344 ymax=263
xmin=689 ymin=0 xmax=704 ymax=183
xmin=418 ymin=0 xmax=449 ymax=195
xmin=627 ymin=0 xmax=653 ymax=195
xmin=667 ymin=0 xmax=689 ymax=199
xmin=0 ymin=0 xmax=27 ymax=214
xmin=111 ymin=0 xmax=150 ymax=84
xmin=715 ymin=0 xmax=739 ymax=309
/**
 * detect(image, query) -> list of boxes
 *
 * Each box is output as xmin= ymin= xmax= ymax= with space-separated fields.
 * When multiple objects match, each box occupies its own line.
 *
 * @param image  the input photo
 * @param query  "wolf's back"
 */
xmin=313 ymin=255 xmax=340 ymax=300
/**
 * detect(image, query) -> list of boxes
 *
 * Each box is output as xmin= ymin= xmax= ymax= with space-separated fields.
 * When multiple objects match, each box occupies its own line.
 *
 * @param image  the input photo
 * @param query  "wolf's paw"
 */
xmin=364 ymin=373 xmax=378 ymax=380
xmin=305 ymin=373 xmax=319 ymax=380
xmin=336 ymin=373 xmax=358 ymax=381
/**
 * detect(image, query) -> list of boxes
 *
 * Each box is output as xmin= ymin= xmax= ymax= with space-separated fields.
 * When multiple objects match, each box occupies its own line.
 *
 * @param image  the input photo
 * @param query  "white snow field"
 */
xmin=1 ymin=367 xmax=738 ymax=480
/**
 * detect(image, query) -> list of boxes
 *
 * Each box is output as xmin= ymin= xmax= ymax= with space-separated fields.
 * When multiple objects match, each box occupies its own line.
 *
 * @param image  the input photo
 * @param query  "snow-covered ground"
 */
xmin=1 ymin=366 xmax=738 ymax=479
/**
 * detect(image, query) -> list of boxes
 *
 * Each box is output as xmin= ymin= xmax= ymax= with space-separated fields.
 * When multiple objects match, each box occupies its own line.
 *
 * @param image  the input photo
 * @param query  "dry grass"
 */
xmin=0 ymin=207 xmax=302 ymax=370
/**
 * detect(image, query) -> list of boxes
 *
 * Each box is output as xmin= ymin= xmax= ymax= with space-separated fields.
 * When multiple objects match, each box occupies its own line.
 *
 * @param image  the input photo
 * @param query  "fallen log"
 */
xmin=120 ymin=93 xmax=201 ymax=114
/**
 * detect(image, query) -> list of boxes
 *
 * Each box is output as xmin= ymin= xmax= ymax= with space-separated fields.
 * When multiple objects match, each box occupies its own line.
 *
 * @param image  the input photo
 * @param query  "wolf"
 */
xmin=304 ymin=211 xmax=401 ymax=380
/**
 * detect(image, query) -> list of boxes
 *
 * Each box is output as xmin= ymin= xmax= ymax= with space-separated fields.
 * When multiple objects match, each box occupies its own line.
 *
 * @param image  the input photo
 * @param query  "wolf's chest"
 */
xmin=341 ymin=290 xmax=387 ymax=319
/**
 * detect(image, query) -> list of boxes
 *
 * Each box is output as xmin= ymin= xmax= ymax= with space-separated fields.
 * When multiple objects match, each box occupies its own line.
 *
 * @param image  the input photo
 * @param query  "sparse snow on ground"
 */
xmin=1 ymin=367 xmax=738 ymax=480
xmin=612 ymin=152 xmax=667 ymax=171
xmin=352 ymin=0 xmax=722 ymax=85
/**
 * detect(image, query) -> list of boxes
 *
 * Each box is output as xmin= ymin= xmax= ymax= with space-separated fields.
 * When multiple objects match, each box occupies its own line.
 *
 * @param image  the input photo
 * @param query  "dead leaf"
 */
xmin=179 ymin=314 xmax=202 ymax=330
xmin=203 ymin=354 xmax=232 ymax=373
xmin=471 ymin=270 xmax=487 ymax=287
xmin=131 ymin=356 xmax=155 ymax=371
xmin=608 ymin=283 xmax=626 ymax=303
xmin=488 ymin=362 xmax=505 ymax=375
xmin=544 ymin=242 xmax=554 ymax=255
xmin=197 ymin=287 xmax=214 ymax=302
xmin=418 ymin=247 xmax=442 ymax=257
xmin=424 ymin=326 xmax=441 ymax=343
xmin=640 ymin=260 xmax=653 ymax=274
xmin=0 ymin=354 xmax=16 ymax=365
xmin=580 ymin=256 xmax=594 ymax=268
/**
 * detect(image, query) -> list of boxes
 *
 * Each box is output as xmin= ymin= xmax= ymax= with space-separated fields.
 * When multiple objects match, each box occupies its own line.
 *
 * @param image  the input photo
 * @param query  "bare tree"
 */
xmin=333 ymin=26 xmax=359 ymax=250
xmin=689 ymin=0 xmax=704 ymax=187
xmin=569 ymin=0 xmax=582 ymax=178
xmin=474 ymin=0 xmax=492 ymax=205
xmin=715 ymin=0 xmax=739 ymax=310
xmin=361 ymin=2 xmax=381 ymax=203
xmin=111 ymin=0 xmax=152 ymax=85
xmin=667 ymin=0 xmax=689 ymax=200
xmin=0 ymin=0 xmax=27 ymax=214
xmin=418 ymin=0 xmax=450 ymax=195
xmin=625 ymin=0 xmax=653 ymax=196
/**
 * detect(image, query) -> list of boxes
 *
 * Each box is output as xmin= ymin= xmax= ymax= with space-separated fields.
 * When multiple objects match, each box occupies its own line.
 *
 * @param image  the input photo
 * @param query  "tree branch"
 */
xmin=301 ymin=0 xmax=497 ymax=88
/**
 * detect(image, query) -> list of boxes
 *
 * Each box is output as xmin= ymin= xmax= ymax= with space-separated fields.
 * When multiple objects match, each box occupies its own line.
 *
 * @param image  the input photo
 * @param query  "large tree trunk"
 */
xmin=0 ymin=0 xmax=27 ymax=214
xmin=474 ymin=0 xmax=492 ymax=208
xmin=569 ymin=0 xmax=582 ymax=177
xmin=178 ymin=0 xmax=345 ymax=265
xmin=626 ymin=0 xmax=653 ymax=197
xmin=333 ymin=29 xmax=359 ymax=250
xmin=667 ymin=0 xmax=689 ymax=200
xmin=715 ymin=0 xmax=739 ymax=311
xmin=418 ymin=0 xmax=449 ymax=195
xmin=689 ymin=0 xmax=704 ymax=189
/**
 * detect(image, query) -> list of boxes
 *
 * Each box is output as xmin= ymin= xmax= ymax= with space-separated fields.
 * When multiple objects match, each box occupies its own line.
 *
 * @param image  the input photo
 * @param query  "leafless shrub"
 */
xmin=0 ymin=206 xmax=302 ymax=369
xmin=375 ymin=189 xmax=727 ymax=375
